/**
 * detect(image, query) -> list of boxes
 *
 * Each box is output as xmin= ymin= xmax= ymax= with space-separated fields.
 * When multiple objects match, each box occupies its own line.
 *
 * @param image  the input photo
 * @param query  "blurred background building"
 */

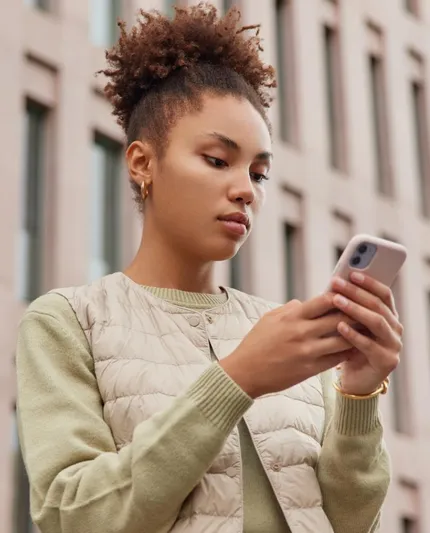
xmin=1 ymin=0 xmax=430 ymax=532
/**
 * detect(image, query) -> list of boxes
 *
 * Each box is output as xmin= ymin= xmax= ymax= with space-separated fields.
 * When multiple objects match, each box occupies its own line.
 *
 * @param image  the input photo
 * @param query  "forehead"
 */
xmin=170 ymin=94 xmax=272 ymax=153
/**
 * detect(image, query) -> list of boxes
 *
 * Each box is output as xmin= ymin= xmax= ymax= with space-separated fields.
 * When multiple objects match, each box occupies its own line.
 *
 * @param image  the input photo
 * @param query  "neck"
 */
xmin=124 ymin=225 xmax=221 ymax=294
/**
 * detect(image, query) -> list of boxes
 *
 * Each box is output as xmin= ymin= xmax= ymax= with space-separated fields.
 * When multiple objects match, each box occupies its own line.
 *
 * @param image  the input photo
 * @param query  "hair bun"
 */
xmin=99 ymin=2 xmax=276 ymax=133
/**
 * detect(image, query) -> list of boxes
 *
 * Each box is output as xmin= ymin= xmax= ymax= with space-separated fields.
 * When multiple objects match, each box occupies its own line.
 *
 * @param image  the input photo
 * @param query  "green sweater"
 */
xmin=16 ymin=287 xmax=390 ymax=533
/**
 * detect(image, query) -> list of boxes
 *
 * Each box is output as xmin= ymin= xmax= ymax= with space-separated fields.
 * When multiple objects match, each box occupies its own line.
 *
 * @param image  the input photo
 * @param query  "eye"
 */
xmin=204 ymin=156 xmax=228 ymax=168
xmin=250 ymin=172 xmax=270 ymax=184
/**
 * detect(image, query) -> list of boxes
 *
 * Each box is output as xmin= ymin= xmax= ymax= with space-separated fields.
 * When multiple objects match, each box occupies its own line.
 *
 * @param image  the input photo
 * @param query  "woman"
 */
xmin=17 ymin=4 xmax=402 ymax=533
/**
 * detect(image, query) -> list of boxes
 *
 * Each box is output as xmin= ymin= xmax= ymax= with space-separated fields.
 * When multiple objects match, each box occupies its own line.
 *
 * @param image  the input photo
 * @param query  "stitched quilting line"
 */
xmin=94 ymin=356 xmax=208 ymax=365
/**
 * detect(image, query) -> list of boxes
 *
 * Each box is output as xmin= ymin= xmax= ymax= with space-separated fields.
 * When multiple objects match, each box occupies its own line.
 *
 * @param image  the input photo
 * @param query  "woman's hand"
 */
xmin=331 ymin=273 xmax=403 ymax=395
xmin=220 ymin=294 xmax=354 ymax=399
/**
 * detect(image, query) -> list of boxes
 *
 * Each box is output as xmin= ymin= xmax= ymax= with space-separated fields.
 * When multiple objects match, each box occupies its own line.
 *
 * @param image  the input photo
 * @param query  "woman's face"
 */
xmin=128 ymin=93 xmax=272 ymax=262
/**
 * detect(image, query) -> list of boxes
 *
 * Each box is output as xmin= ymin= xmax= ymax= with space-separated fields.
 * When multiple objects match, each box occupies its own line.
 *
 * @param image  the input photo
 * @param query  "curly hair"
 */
xmin=99 ymin=2 xmax=277 ymax=209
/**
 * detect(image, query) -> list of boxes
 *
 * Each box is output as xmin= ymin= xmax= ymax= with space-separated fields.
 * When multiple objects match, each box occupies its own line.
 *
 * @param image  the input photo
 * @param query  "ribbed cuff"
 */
xmin=186 ymin=363 xmax=253 ymax=433
xmin=333 ymin=393 xmax=381 ymax=436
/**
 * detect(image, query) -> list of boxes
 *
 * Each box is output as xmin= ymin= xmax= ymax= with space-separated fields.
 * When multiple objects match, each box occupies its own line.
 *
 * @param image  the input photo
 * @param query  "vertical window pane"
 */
xmin=165 ymin=0 xmax=183 ymax=18
xmin=230 ymin=254 xmax=241 ymax=290
xmin=276 ymin=0 xmax=294 ymax=143
xmin=411 ymin=81 xmax=430 ymax=217
xmin=18 ymin=101 xmax=47 ymax=302
xmin=223 ymin=0 xmax=234 ymax=12
xmin=284 ymin=223 xmax=302 ymax=301
xmin=323 ymin=26 xmax=344 ymax=170
xmin=24 ymin=0 xmax=50 ymax=11
xmin=402 ymin=517 xmax=418 ymax=533
xmin=405 ymin=0 xmax=419 ymax=16
xmin=90 ymin=0 xmax=121 ymax=47
xmin=334 ymin=246 xmax=344 ymax=266
xmin=369 ymin=55 xmax=392 ymax=195
xmin=390 ymin=277 xmax=411 ymax=434
xmin=12 ymin=410 xmax=32 ymax=533
xmin=89 ymin=134 xmax=122 ymax=282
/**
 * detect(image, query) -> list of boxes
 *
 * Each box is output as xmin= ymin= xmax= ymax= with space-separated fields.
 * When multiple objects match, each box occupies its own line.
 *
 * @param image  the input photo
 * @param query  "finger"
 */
xmin=337 ymin=322 xmax=401 ymax=372
xmin=309 ymin=335 xmax=352 ymax=357
xmin=349 ymin=272 xmax=398 ymax=317
xmin=332 ymin=293 xmax=400 ymax=346
xmin=310 ymin=312 xmax=358 ymax=338
xmin=301 ymin=293 xmax=337 ymax=319
xmin=331 ymin=277 xmax=402 ymax=334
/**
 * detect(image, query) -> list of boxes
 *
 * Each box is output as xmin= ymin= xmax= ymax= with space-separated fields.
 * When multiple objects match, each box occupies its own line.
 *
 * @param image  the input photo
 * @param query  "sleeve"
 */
xmin=316 ymin=369 xmax=391 ymax=533
xmin=16 ymin=293 xmax=252 ymax=533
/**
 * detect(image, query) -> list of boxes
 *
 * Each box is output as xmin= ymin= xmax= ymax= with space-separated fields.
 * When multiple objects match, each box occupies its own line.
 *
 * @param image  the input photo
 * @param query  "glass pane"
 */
xmin=19 ymin=101 xmax=47 ymax=302
xmin=24 ymin=0 xmax=50 ymax=11
xmin=230 ymin=253 xmax=241 ymax=290
xmin=12 ymin=410 xmax=32 ymax=533
xmin=165 ymin=0 xmax=177 ymax=18
xmin=90 ymin=0 xmax=121 ymax=47
xmin=89 ymin=135 xmax=122 ymax=282
xmin=405 ymin=0 xmax=418 ymax=16
xmin=334 ymin=246 xmax=344 ymax=266
xmin=276 ymin=0 xmax=290 ymax=142
xmin=284 ymin=223 xmax=296 ymax=301
xmin=402 ymin=517 xmax=418 ymax=533
xmin=411 ymin=81 xmax=429 ymax=216
xmin=369 ymin=56 xmax=386 ymax=194
xmin=323 ymin=26 xmax=338 ymax=169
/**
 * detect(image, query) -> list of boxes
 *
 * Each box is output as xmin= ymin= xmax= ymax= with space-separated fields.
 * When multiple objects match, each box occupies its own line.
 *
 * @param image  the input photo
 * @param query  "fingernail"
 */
xmin=351 ymin=272 xmax=365 ymax=283
xmin=334 ymin=277 xmax=347 ymax=288
xmin=334 ymin=295 xmax=348 ymax=308
xmin=339 ymin=322 xmax=350 ymax=334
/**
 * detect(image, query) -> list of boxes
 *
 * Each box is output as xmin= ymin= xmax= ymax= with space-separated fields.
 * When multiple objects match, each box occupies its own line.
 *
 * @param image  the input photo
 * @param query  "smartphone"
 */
xmin=323 ymin=235 xmax=407 ymax=336
xmin=330 ymin=234 xmax=407 ymax=289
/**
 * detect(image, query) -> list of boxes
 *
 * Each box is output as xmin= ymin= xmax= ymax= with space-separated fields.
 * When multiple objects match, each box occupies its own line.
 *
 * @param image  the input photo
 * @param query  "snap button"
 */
xmin=226 ymin=467 xmax=236 ymax=477
xmin=271 ymin=463 xmax=281 ymax=472
xmin=188 ymin=315 xmax=201 ymax=327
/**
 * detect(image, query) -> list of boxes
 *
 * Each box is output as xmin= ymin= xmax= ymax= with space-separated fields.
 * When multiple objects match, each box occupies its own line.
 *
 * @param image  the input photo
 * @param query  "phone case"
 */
xmin=330 ymin=234 xmax=407 ymax=289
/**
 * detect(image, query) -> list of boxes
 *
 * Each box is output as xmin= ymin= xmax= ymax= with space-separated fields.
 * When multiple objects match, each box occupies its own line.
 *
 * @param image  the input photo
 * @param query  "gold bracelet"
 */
xmin=333 ymin=378 xmax=389 ymax=400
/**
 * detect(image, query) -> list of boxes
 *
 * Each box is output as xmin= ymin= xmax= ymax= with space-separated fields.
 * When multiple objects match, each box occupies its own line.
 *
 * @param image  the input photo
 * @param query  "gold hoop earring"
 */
xmin=141 ymin=180 xmax=151 ymax=201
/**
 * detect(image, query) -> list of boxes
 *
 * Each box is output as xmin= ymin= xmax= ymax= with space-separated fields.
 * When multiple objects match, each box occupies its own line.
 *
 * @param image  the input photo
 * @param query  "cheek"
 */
xmin=252 ymin=186 xmax=266 ymax=213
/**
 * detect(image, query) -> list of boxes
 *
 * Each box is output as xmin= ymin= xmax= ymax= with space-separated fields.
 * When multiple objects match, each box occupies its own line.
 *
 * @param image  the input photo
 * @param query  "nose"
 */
xmin=227 ymin=171 xmax=256 ymax=206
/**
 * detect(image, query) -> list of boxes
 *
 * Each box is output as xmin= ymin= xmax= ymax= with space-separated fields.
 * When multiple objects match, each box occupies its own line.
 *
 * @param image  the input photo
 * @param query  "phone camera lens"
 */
xmin=351 ymin=256 xmax=361 ymax=266
xmin=358 ymin=244 xmax=368 ymax=254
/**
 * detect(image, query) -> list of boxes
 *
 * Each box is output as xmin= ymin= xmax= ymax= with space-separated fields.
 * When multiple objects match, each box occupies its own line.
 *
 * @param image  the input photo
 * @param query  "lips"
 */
xmin=218 ymin=212 xmax=250 ymax=229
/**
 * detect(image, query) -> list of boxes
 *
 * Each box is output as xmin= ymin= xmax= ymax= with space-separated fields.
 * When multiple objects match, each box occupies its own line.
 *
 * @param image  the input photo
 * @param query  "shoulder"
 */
xmin=23 ymin=292 xmax=78 ymax=327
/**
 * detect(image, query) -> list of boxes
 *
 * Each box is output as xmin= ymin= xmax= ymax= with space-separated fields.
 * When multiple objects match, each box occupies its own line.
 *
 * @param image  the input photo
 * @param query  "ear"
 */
xmin=126 ymin=140 xmax=156 ymax=187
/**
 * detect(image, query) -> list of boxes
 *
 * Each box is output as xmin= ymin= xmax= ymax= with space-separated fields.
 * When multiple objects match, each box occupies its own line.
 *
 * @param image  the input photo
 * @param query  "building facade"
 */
xmin=1 ymin=0 xmax=430 ymax=532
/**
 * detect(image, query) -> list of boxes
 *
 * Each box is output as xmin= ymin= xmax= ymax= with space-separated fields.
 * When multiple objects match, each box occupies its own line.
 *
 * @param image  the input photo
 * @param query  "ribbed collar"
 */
xmin=142 ymin=286 xmax=228 ymax=310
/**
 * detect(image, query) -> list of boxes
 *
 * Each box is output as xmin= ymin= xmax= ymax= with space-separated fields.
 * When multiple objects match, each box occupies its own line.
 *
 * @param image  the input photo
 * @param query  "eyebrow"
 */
xmin=205 ymin=132 xmax=273 ymax=162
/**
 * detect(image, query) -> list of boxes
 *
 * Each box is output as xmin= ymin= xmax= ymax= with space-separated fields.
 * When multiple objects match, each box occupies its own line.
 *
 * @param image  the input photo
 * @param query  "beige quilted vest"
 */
xmin=55 ymin=273 xmax=334 ymax=533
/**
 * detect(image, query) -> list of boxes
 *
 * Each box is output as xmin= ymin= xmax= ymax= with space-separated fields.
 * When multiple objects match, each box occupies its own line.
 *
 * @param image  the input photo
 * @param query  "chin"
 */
xmin=203 ymin=238 xmax=243 ymax=262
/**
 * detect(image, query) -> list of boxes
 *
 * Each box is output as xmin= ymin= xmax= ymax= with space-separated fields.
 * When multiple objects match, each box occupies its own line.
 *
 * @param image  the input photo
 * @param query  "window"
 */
xmin=18 ymin=101 xmax=48 ymax=302
xmin=89 ymin=134 xmax=122 ymax=282
xmin=230 ymin=254 xmax=242 ymax=290
xmin=223 ymin=0 xmax=237 ymax=12
xmin=323 ymin=25 xmax=346 ymax=171
xmin=334 ymin=246 xmax=344 ymax=265
xmin=369 ymin=52 xmax=392 ymax=195
xmin=12 ymin=409 xmax=32 ymax=533
xmin=284 ymin=223 xmax=303 ymax=301
xmin=402 ymin=517 xmax=418 ymax=533
xmin=411 ymin=80 xmax=430 ymax=216
xmin=90 ymin=0 xmax=121 ymax=47
xmin=275 ymin=0 xmax=296 ymax=143
xmin=405 ymin=0 xmax=419 ymax=17
xmin=24 ymin=0 xmax=50 ymax=11
xmin=390 ymin=276 xmax=411 ymax=434
xmin=165 ymin=0 xmax=187 ymax=18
